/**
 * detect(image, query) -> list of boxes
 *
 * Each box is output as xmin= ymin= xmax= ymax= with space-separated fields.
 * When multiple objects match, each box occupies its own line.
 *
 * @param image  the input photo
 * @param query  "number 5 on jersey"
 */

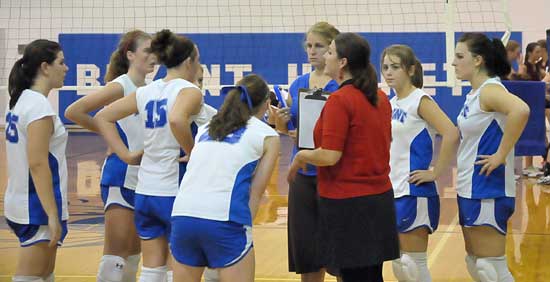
xmin=144 ymin=99 xmax=168 ymax=128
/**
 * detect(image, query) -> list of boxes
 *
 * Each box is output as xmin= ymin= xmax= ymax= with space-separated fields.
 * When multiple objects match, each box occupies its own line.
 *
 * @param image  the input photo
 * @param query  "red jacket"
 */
xmin=314 ymin=82 xmax=392 ymax=199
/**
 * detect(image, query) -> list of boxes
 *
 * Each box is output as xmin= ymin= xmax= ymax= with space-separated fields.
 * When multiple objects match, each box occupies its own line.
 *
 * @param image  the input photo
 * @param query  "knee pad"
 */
xmin=476 ymin=258 xmax=498 ymax=282
xmin=166 ymin=270 xmax=173 ymax=282
xmin=466 ymin=255 xmax=481 ymax=282
xmin=122 ymin=254 xmax=140 ymax=282
xmin=98 ymin=255 xmax=126 ymax=282
xmin=203 ymin=268 xmax=219 ymax=282
xmin=138 ymin=266 xmax=168 ymax=282
xmin=12 ymin=276 xmax=44 ymax=282
xmin=392 ymin=254 xmax=418 ymax=281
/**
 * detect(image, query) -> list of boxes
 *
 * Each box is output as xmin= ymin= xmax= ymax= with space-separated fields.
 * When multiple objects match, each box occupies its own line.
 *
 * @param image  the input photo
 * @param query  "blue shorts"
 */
xmin=134 ymin=194 xmax=175 ymax=240
xmin=458 ymin=196 xmax=515 ymax=234
xmin=101 ymin=185 xmax=135 ymax=211
xmin=6 ymin=219 xmax=68 ymax=247
xmin=395 ymin=196 xmax=440 ymax=233
xmin=170 ymin=216 xmax=253 ymax=268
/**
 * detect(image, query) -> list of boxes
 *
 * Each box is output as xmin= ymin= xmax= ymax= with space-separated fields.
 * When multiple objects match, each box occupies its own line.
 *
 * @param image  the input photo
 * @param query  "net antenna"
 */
xmin=445 ymin=0 xmax=457 ymax=87
xmin=446 ymin=0 xmax=512 ymax=87
xmin=499 ymin=0 xmax=512 ymax=46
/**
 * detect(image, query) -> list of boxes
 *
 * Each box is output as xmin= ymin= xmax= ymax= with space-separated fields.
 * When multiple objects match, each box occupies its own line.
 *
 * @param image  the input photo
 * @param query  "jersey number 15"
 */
xmin=144 ymin=99 xmax=168 ymax=129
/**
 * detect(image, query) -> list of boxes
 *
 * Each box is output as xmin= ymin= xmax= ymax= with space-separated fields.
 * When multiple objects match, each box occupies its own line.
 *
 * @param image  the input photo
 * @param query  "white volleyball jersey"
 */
xmin=135 ymin=78 xmax=201 ymax=197
xmin=193 ymin=103 xmax=217 ymax=127
xmin=172 ymin=117 xmax=278 ymax=226
xmin=100 ymin=74 xmax=144 ymax=189
xmin=390 ymin=89 xmax=438 ymax=198
xmin=4 ymin=89 xmax=68 ymax=224
xmin=456 ymin=77 xmax=515 ymax=199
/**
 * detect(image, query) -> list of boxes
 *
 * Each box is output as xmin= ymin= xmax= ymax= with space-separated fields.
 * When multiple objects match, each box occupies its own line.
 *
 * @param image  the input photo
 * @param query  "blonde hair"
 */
xmin=306 ymin=22 xmax=340 ymax=45
xmin=506 ymin=40 xmax=520 ymax=52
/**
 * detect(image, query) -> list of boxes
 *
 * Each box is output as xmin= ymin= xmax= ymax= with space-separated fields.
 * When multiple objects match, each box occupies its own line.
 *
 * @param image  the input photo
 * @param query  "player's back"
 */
xmin=135 ymin=78 xmax=198 ymax=197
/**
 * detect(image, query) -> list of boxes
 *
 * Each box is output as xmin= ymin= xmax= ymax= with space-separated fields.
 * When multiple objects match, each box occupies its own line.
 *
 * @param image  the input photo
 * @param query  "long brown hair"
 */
xmin=208 ymin=74 xmax=269 ymax=141
xmin=104 ymin=30 xmax=151 ymax=83
xmin=334 ymin=33 xmax=379 ymax=106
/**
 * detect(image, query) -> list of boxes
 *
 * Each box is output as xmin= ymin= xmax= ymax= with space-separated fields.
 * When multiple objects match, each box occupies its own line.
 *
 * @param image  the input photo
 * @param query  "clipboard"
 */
xmin=297 ymin=88 xmax=331 ymax=149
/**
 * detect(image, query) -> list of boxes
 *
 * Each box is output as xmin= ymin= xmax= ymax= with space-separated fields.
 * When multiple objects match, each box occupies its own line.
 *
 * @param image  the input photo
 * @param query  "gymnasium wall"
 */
xmin=0 ymin=0 xmax=548 ymax=126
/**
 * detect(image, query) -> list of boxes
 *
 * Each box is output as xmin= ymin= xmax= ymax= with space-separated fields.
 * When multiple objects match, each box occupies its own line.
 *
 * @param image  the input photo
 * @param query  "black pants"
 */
xmin=341 ymin=264 xmax=383 ymax=282
xmin=287 ymin=173 xmax=323 ymax=273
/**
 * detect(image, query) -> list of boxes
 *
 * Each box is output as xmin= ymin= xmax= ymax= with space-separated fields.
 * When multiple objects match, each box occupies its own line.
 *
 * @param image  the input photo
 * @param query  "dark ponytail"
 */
xmin=458 ymin=33 xmax=511 ymax=79
xmin=8 ymin=39 xmax=61 ymax=109
xmin=104 ymin=30 xmax=151 ymax=83
xmin=151 ymin=29 xmax=195 ymax=68
xmin=208 ymin=74 xmax=269 ymax=141
xmin=355 ymin=63 xmax=379 ymax=105
xmin=491 ymin=38 xmax=512 ymax=78
xmin=334 ymin=33 xmax=378 ymax=106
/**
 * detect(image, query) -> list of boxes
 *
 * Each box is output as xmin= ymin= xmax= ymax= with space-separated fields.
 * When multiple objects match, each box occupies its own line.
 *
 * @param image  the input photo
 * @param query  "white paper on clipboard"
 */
xmin=297 ymin=88 xmax=331 ymax=149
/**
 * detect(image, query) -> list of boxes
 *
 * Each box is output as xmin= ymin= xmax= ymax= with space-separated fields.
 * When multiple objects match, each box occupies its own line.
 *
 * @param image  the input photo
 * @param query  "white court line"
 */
xmin=428 ymin=214 xmax=460 ymax=269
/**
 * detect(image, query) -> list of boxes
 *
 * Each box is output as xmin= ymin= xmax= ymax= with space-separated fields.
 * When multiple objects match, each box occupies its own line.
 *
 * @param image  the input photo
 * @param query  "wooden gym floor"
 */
xmin=0 ymin=133 xmax=548 ymax=282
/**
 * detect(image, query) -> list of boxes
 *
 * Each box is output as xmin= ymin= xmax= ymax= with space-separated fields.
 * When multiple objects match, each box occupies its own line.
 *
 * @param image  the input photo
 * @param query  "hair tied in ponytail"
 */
xmin=491 ymin=38 xmax=500 ymax=51
xmin=19 ymin=57 xmax=28 ymax=70
xmin=121 ymin=31 xmax=140 ymax=56
xmin=220 ymin=85 xmax=253 ymax=109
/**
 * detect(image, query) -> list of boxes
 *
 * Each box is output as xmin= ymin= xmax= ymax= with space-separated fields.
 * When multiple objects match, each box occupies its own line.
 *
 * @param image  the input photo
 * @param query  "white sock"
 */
xmin=406 ymin=252 xmax=431 ymax=282
xmin=138 ymin=266 xmax=168 ymax=282
xmin=392 ymin=254 xmax=417 ymax=282
xmin=123 ymin=254 xmax=140 ymax=282
xmin=203 ymin=268 xmax=219 ymax=282
xmin=97 ymin=255 xmax=126 ymax=282
xmin=12 ymin=276 xmax=44 ymax=282
xmin=44 ymin=273 xmax=54 ymax=282
xmin=477 ymin=256 xmax=514 ymax=282
xmin=166 ymin=270 xmax=173 ymax=282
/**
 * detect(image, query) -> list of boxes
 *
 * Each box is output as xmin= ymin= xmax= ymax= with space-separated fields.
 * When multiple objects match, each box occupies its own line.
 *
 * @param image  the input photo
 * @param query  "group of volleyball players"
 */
xmin=4 ymin=28 xmax=278 ymax=282
xmin=4 ymin=22 xmax=528 ymax=282
xmin=275 ymin=23 xmax=527 ymax=282
xmin=383 ymin=34 xmax=527 ymax=282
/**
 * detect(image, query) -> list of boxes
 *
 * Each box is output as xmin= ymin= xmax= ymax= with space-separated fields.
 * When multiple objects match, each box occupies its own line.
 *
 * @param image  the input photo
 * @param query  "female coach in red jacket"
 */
xmin=288 ymin=33 xmax=399 ymax=282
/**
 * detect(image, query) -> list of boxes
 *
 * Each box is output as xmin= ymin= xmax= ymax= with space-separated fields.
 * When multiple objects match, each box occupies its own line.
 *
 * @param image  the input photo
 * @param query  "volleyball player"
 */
xmin=169 ymin=74 xmax=280 ymax=282
xmin=4 ymin=39 xmax=69 ymax=282
xmin=94 ymin=29 xmax=203 ymax=282
xmin=65 ymin=30 xmax=155 ymax=282
xmin=454 ymin=33 xmax=529 ymax=282
xmin=382 ymin=44 xmax=459 ymax=282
